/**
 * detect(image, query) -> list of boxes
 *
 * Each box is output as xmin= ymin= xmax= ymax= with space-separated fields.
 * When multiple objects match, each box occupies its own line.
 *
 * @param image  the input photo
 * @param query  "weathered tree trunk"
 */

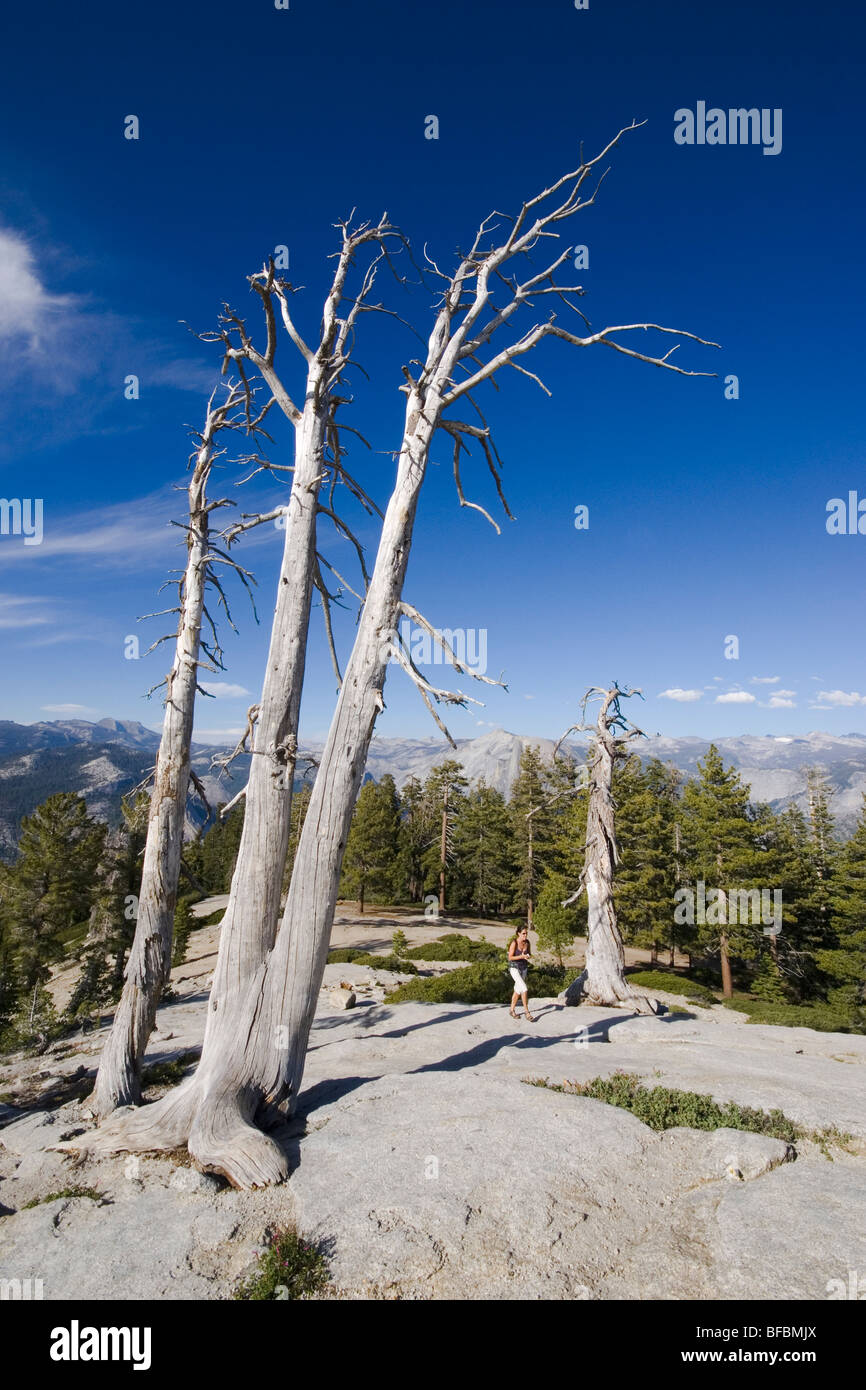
xmin=89 ymin=228 xmax=391 ymax=1133
xmin=559 ymin=688 xmax=659 ymax=1015
xmin=157 ymin=390 xmax=438 ymax=1186
xmin=91 ymin=395 xmax=239 ymax=1117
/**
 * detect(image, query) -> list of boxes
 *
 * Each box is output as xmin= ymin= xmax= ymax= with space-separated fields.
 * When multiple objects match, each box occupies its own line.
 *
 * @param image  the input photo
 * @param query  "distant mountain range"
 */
xmin=1 ymin=717 xmax=865 ymax=859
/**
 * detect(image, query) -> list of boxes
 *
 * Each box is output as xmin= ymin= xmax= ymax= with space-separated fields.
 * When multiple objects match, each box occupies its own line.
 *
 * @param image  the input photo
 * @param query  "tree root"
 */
xmin=559 ymin=970 xmax=661 ymax=1015
xmin=188 ymin=1090 xmax=289 ymax=1189
xmin=66 ymin=1076 xmax=199 ymax=1155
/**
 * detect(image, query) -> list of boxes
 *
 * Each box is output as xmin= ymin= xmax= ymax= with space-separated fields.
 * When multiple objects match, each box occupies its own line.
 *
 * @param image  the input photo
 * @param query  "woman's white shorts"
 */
xmin=509 ymin=966 xmax=528 ymax=991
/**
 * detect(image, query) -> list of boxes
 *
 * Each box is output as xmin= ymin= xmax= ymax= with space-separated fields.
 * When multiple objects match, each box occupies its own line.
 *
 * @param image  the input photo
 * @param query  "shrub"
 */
xmin=327 ymin=947 xmax=368 ymax=964
xmin=391 ymin=928 xmax=409 ymax=957
xmin=386 ymin=960 xmax=578 ymax=1005
xmin=23 ymin=1186 xmax=104 ymax=1209
xmin=404 ymin=933 xmax=504 ymax=963
xmin=626 ymin=969 xmax=717 ymax=1007
xmin=234 ymin=1226 xmax=329 ymax=1300
xmin=141 ymin=1050 xmax=200 ymax=1087
xmin=361 ymin=954 xmax=418 ymax=974
xmin=723 ymin=995 xmax=858 ymax=1033
xmin=196 ymin=909 xmax=226 ymax=928
xmin=171 ymin=894 xmax=198 ymax=967
xmin=523 ymin=1071 xmax=799 ymax=1141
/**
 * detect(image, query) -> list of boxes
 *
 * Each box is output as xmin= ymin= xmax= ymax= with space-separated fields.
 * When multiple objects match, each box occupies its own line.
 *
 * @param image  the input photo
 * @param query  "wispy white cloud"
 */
xmin=812 ymin=690 xmax=866 ymax=707
xmin=766 ymin=695 xmax=796 ymax=709
xmin=0 ymin=593 xmax=53 ymax=628
xmin=0 ymin=223 xmax=227 ymax=453
xmin=750 ymin=675 xmax=780 ymax=685
xmin=41 ymin=702 xmax=98 ymax=716
xmin=715 ymin=691 xmax=756 ymax=704
xmin=659 ymin=688 xmax=703 ymax=702
xmin=0 ymin=489 xmax=181 ymax=567
xmin=0 ymin=227 xmax=74 ymax=346
xmin=200 ymin=682 xmax=252 ymax=700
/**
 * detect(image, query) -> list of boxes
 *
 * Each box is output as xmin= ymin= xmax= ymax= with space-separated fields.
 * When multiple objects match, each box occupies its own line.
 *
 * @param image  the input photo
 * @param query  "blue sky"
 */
xmin=1 ymin=0 xmax=864 ymax=746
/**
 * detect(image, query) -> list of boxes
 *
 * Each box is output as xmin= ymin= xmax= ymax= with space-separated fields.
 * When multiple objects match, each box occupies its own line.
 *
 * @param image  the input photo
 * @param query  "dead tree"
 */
xmin=86 ymin=123 xmax=713 ymax=1182
xmin=89 ymin=219 xmax=399 ymax=1137
xmin=557 ymin=685 xmax=660 ymax=1014
xmin=91 ymin=382 xmax=260 ymax=1116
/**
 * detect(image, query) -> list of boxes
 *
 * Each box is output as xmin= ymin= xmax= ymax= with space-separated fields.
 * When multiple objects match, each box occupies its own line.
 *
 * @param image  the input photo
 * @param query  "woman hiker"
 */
xmin=507 ymin=926 xmax=535 ymax=1022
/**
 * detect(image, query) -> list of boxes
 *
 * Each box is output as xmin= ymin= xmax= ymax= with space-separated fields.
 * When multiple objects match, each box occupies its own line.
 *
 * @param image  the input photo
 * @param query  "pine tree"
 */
xmin=6 ymin=794 xmax=105 ymax=994
xmin=803 ymin=768 xmax=840 ymax=949
xmin=679 ymin=746 xmax=761 ymax=997
xmin=451 ymin=781 xmax=513 ymax=914
xmin=421 ymin=761 xmax=469 ymax=912
xmin=282 ymin=782 xmax=313 ymax=898
xmin=611 ymin=756 xmax=680 ymax=959
xmin=534 ymin=872 xmax=580 ymax=966
xmin=0 ymin=860 xmax=22 ymax=1043
xmin=171 ymin=894 xmax=197 ymax=968
xmin=66 ymin=791 xmax=152 ymax=1025
xmin=508 ymin=747 xmax=566 ymax=926
xmin=819 ymin=794 xmax=866 ymax=1028
xmin=396 ymin=776 xmax=436 ymax=903
xmin=340 ymin=775 xmax=402 ymax=913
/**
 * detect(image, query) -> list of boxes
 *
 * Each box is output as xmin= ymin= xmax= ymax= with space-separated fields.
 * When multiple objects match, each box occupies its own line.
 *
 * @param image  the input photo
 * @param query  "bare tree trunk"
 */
xmin=559 ymin=688 xmax=659 ymax=1015
xmin=173 ymin=387 xmax=441 ymax=1185
xmin=720 ymin=933 xmax=733 ymax=998
xmin=89 ymin=226 xmax=392 ymax=1136
xmin=91 ymin=387 xmax=247 ymax=1117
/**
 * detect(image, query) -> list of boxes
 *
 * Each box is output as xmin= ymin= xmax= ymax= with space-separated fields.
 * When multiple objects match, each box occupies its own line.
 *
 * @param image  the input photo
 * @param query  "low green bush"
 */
xmin=626 ymin=969 xmax=717 ymax=1006
xmin=362 ymin=954 xmax=418 ymax=974
xmin=723 ymin=995 xmax=858 ymax=1033
xmin=234 ymin=1226 xmax=330 ymax=1300
xmin=23 ymin=1186 xmax=104 ymax=1209
xmin=141 ymin=1050 xmax=200 ymax=1087
xmin=386 ymin=960 xmax=578 ymax=1005
xmin=404 ymin=933 xmax=504 ymax=963
xmin=327 ymin=947 xmax=368 ymax=964
xmin=195 ymin=909 xmax=226 ymax=927
xmin=524 ymin=1071 xmax=800 ymax=1142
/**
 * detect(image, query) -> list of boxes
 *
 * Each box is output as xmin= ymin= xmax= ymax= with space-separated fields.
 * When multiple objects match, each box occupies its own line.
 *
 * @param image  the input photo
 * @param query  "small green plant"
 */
xmin=387 ymin=960 xmax=578 ymax=1005
xmin=23 ymin=1186 xmax=104 ymax=1209
xmin=141 ymin=1050 xmax=200 ymax=1087
xmin=391 ymin=928 xmax=409 ymax=957
xmin=626 ymin=969 xmax=717 ymax=1007
xmin=524 ymin=1072 xmax=856 ymax=1159
xmin=404 ymin=933 xmax=505 ymax=963
xmin=722 ymin=995 xmax=859 ymax=1033
xmin=326 ymin=947 xmax=417 ymax=973
xmin=362 ymin=954 xmax=418 ymax=974
xmin=234 ymin=1226 xmax=330 ymax=1300
xmin=522 ymin=1071 xmax=801 ymax=1142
